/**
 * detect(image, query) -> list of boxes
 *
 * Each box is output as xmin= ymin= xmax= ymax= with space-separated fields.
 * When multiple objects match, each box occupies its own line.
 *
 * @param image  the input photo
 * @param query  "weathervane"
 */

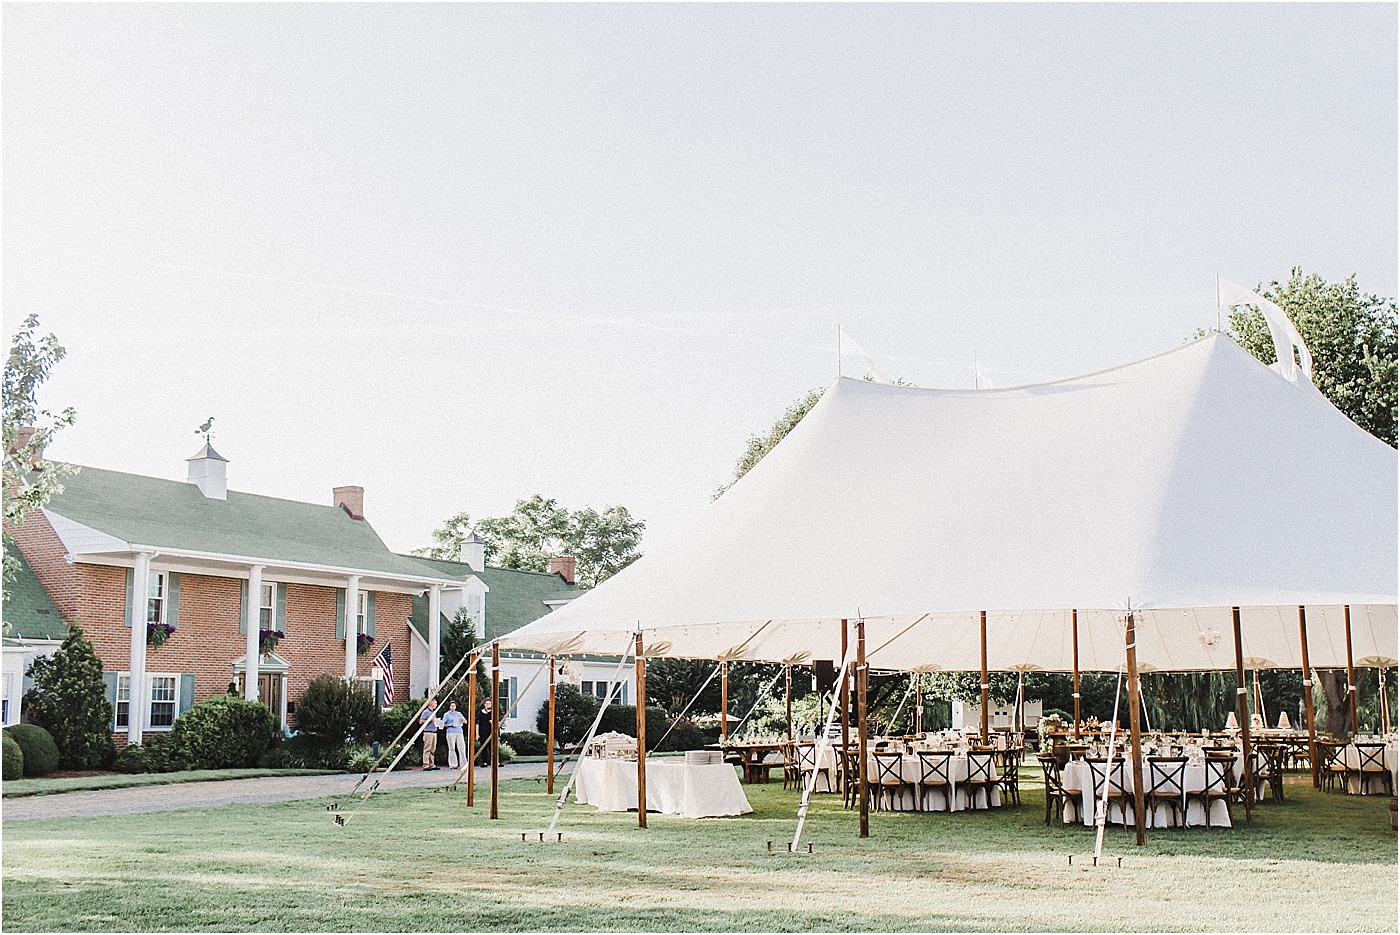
xmin=195 ymin=417 xmax=215 ymax=443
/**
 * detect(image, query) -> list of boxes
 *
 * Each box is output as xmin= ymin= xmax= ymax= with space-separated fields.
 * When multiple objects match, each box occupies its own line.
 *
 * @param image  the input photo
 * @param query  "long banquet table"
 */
xmin=574 ymin=756 xmax=753 ymax=819
xmin=1061 ymin=756 xmax=1245 ymax=829
xmin=864 ymin=753 xmax=1002 ymax=812
xmin=1339 ymin=741 xmax=1399 ymax=795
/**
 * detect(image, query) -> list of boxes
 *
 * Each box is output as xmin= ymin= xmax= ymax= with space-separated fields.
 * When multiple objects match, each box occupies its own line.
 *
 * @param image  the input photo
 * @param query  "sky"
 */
xmin=4 ymin=4 xmax=1396 ymax=555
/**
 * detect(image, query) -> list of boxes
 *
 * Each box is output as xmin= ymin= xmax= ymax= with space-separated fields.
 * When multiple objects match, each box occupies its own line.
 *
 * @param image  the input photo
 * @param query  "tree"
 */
xmin=1226 ymin=269 xmax=1396 ymax=446
xmin=3 ymin=315 xmax=77 ymax=603
xmin=419 ymin=496 xmax=644 ymax=589
xmin=23 ymin=625 xmax=116 ymax=769
xmin=439 ymin=607 xmax=485 ymax=685
xmin=713 ymin=389 xmax=823 ymax=500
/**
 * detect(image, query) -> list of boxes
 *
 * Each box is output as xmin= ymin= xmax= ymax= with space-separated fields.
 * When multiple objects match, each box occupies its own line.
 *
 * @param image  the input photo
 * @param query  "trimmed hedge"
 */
xmin=501 ymin=730 xmax=547 ymax=756
xmin=171 ymin=695 xmax=277 ymax=769
xmin=296 ymin=676 xmax=376 ymax=744
xmin=4 ymin=724 xmax=59 ymax=777
xmin=3 ymin=732 xmax=23 ymax=780
xmin=113 ymin=734 xmax=187 ymax=774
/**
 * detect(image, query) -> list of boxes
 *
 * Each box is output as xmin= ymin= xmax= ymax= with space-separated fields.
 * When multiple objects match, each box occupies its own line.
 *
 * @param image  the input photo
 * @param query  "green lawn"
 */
xmin=2 ymin=770 xmax=1395 ymax=932
xmin=2 ymin=768 xmax=340 ymax=797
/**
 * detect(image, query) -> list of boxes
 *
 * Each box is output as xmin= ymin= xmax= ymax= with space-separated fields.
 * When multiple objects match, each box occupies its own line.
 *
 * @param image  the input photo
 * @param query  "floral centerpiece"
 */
xmin=259 ymin=627 xmax=285 ymax=655
xmin=1037 ymin=712 xmax=1066 ymax=743
xmin=357 ymin=632 xmax=375 ymax=655
xmin=146 ymin=621 xmax=176 ymax=648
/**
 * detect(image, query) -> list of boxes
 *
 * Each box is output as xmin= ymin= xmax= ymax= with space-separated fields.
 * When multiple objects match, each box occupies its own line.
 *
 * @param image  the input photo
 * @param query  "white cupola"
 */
xmin=186 ymin=442 xmax=230 ymax=500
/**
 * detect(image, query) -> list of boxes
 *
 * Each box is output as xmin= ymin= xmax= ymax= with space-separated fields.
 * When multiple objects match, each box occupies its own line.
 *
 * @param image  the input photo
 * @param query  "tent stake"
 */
xmin=1072 ymin=609 xmax=1081 ymax=740
xmin=490 ymin=641 xmax=500 ymax=819
xmin=980 ymin=611 xmax=990 ymax=745
xmin=1344 ymin=606 xmax=1359 ymax=738
xmin=1298 ymin=607 xmax=1319 ymax=788
xmin=636 ymin=632 xmax=647 ymax=829
xmin=1231 ymin=607 xmax=1254 ymax=822
xmin=857 ymin=618 xmax=869 ymax=839
xmin=546 ymin=656 xmax=556 ymax=795
xmin=1124 ymin=612 xmax=1147 ymax=846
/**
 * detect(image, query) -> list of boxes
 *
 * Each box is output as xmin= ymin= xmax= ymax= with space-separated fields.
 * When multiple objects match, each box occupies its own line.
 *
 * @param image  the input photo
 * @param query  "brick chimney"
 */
xmin=9 ymin=426 xmax=41 ymax=468
xmin=548 ymin=555 xmax=577 ymax=585
xmin=334 ymin=486 xmax=365 ymax=520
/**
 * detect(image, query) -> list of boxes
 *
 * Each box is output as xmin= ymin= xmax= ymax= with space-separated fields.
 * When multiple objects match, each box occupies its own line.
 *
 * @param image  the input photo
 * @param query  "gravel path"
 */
xmin=1 ymin=760 xmax=570 ymax=821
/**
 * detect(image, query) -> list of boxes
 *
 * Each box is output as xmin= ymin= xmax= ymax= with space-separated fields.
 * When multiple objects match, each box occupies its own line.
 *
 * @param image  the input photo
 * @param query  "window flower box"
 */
xmin=259 ymin=628 xmax=285 ymax=656
xmin=146 ymin=621 xmax=176 ymax=648
xmin=357 ymin=632 xmax=375 ymax=655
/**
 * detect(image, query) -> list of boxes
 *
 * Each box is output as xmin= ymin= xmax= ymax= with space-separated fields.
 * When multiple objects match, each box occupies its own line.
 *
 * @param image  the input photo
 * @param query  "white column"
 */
xmin=244 ymin=565 xmax=264 ymax=701
xmin=127 ymin=552 xmax=152 ymax=742
xmin=345 ymin=575 xmax=360 ymax=679
xmin=428 ymin=585 xmax=443 ymax=692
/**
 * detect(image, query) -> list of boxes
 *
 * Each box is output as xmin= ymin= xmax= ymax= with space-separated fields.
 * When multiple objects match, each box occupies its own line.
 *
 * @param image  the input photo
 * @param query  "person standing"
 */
xmin=442 ymin=700 xmax=467 ymax=771
xmin=420 ymin=698 xmax=440 ymax=770
xmin=476 ymin=699 xmax=493 ymax=766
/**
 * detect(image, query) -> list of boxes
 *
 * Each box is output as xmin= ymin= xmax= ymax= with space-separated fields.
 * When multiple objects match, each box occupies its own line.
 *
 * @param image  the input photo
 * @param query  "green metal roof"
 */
xmin=3 ymin=535 xmax=68 ymax=640
xmin=40 ymin=465 xmax=449 ymax=581
xmin=404 ymin=554 xmax=578 ymax=642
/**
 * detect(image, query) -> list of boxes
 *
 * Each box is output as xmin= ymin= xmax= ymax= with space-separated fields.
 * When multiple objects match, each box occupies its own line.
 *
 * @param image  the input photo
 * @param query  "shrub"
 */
xmin=537 ymin=684 xmax=599 ymax=747
xmin=653 ymin=716 xmax=706 ymax=753
xmin=3 ymin=732 xmax=23 ymax=780
xmin=599 ymin=704 xmax=668 ymax=745
xmin=22 ymin=625 xmax=117 ymax=769
xmin=295 ymin=676 xmax=376 ymax=745
xmin=344 ymin=743 xmax=376 ymax=774
xmin=170 ymin=695 xmax=277 ymax=769
xmin=113 ymin=734 xmax=188 ymax=774
xmin=380 ymin=698 xmax=429 ymax=747
xmin=4 ymin=724 xmax=60 ymax=776
xmin=501 ymin=730 xmax=547 ymax=756
xmin=498 ymin=741 xmax=516 ymax=763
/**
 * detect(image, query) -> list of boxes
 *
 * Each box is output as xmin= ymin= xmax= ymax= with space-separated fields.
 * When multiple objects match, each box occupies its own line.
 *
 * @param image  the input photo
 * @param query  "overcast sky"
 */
xmin=4 ymin=3 xmax=1395 ymax=555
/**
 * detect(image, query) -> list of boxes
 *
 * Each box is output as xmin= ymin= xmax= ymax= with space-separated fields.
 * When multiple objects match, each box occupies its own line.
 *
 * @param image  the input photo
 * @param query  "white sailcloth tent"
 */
xmin=500 ymin=333 xmax=1397 ymax=673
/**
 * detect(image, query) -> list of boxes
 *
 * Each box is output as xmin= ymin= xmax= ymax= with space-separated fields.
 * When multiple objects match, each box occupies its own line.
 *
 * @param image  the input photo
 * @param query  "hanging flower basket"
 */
xmin=357 ymin=632 xmax=375 ymax=655
xmin=146 ymin=621 xmax=176 ymax=648
xmin=259 ymin=628 xmax=285 ymax=656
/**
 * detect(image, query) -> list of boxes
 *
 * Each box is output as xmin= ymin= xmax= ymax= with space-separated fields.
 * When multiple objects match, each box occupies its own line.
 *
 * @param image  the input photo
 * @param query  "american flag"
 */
xmin=372 ymin=641 xmax=395 ymax=706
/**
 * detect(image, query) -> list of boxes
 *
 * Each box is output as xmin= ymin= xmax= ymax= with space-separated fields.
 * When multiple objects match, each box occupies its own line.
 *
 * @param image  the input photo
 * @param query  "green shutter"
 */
xmin=366 ymin=592 xmax=376 ymax=638
xmin=275 ymin=583 xmax=288 ymax=632
xmin=239 ymin=579 xmax=249 ymax=635
xmin=335 ymin=589 xmax=346 ymax=639
xmin=124 ymin=569 xmax=134 ymax=627
xmin=178 ymin=674 xmax=195 ymax=714
xmin=103 ymin=672 xmax=118 ymax=729
xmin=166 ymin=573 xmax=181 ymax=628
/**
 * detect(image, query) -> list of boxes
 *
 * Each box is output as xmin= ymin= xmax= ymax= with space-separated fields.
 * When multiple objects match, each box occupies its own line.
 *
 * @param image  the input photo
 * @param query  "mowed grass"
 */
xmin=2 ymin=769 xmax=1395 ymax=932
xmin=3 ymin=768 xmax=340 ymax=797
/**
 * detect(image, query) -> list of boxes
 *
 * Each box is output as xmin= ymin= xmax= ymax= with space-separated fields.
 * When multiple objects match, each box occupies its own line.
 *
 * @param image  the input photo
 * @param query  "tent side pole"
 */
xmin=840 ymin=618 xmax=850 ymax=787
xmin=785 ymin=665 xmax=793 ymax=742
xmin=1344 ymin=605 xmax=1359 ymax=738
xmin=980 ymin=610 xmax=990 ymax=745
xmin=546 ymin=656 xmax=556 ymax=795
xmin=1124 ymin=612 xmax=1147 ymax=846
xmin=1071 ymin=609 xmax=1081 ymax=740
xmin=1231 ymin=607 xmax=1254 ymax=821
xmin=721 ymin=662 xmax=729 ymax=743
xmin=490 ymin=641 xmax=500 ymax=820
xmin=857 ymin=619 xmax=869 ymax=839
xmin=466 ymin=663 xmax=476 ymax=807
xmin=914 ymin=672 xmax=923 ymax=734
xmin=1298 ymin=606 xmax=1319 ymax=789
xmin=636 ymin=633 xmax=647 ymax=829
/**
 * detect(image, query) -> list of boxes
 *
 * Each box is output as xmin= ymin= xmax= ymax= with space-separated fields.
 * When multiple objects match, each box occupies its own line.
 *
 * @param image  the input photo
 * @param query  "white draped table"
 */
xmin=1339 ymin=742 xmax=1398 ymax=795
xmin=866 ymin=754 xmax=1002 ymax=812
xmin=1061 ymin=757 xmax=1243 ymax=829
xmin=574 ymin=756 xmax=753 ymax=819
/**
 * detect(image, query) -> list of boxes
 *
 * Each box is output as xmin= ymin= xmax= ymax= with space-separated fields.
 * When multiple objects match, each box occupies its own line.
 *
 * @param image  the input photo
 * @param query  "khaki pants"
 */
xmin=422 ymin=730 xmax=438 ymax=768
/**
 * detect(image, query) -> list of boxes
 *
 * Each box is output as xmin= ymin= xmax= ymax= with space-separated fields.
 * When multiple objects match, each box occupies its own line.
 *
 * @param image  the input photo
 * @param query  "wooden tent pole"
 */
xmin=1124 ymin=612 xmax=1147 ymax=846
xmin=720 ymin=662 xmax=729 ymax=743
xmin=1344 ymin=605 xmax=1359 ymax=738
xmin=1231 ymin=607 xmax=1254 ymax=820
xmin=466 ymin=662 xmax=476 ymax=807
xmin=980 ymin=610 xmax=990 ymax=745
xmin=490 ymin=641 xmax=500 ymax=819
xmin=785 ymin=665 xmax=793 ymax=742
xmin=840 ymin=618 xmax=850 ymax=780
xmin=546 ymin=656 xmax=556 ymax=795
xmin=1071 ymin=609 xmax=1082 ymax=740
xmin=857 ymin=618 xmax=869 ymax=839
xmin=636 ymin=632 xmax=647 ymax=829
xmin=914 ymin=672 xmax=923 ymax=735
xmin=1298 ymin=606 xmax=1319 ymax=789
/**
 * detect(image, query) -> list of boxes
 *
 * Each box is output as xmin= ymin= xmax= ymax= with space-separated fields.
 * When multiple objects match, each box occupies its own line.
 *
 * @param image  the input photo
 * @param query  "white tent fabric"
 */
xmin=501 ymin=334 xmax=1398 ymax=672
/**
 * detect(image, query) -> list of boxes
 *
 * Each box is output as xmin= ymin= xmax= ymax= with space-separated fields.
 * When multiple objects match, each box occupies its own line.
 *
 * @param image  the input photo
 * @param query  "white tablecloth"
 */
xmin=1339 ymin=742 xmax=1398 ymax=794
xmin=1061 ymin=758 xmax=1242 ymax=829
xmin=574 ymin=756 xmax=752 ymax=819
xmin=866 ymin=754 xmax=1001 ymax=812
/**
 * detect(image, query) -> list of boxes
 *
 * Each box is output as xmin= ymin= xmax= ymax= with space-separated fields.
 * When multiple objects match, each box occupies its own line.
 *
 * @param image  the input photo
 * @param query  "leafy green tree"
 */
xmin=713 ymin=389 xmax=823 ymax=500
xmin=1226 ymin=269 xmax=1396 ymax=446
xmin=537 ymin=683 xmax=600 ymax=747
xmin=3 ymin=315 xmax=77 ymax=604
xmin=419 ymin=496 xmax=644 ymax=589
xmin=295 ymin=675 xmax=376 ymax=745
xmin=23 ymin=625 xmax=116 ymax=769
xmin=439 ymin=607 xmax=484 ymax=684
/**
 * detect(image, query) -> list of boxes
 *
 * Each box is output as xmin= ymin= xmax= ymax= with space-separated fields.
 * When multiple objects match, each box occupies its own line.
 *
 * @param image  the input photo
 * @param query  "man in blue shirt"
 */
xmin=420 ymin=698 xmax=440 ymax=770
xmin=442 ymin=700 xmax=467 ymax=770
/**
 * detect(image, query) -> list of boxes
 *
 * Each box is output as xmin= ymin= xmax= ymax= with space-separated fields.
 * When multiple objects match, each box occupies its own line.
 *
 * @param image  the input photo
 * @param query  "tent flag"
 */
xmin=499 ymin=334 xmax=1396 ymax=674
xmin=1217 ymin=278 xmax=1313 ymax=384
